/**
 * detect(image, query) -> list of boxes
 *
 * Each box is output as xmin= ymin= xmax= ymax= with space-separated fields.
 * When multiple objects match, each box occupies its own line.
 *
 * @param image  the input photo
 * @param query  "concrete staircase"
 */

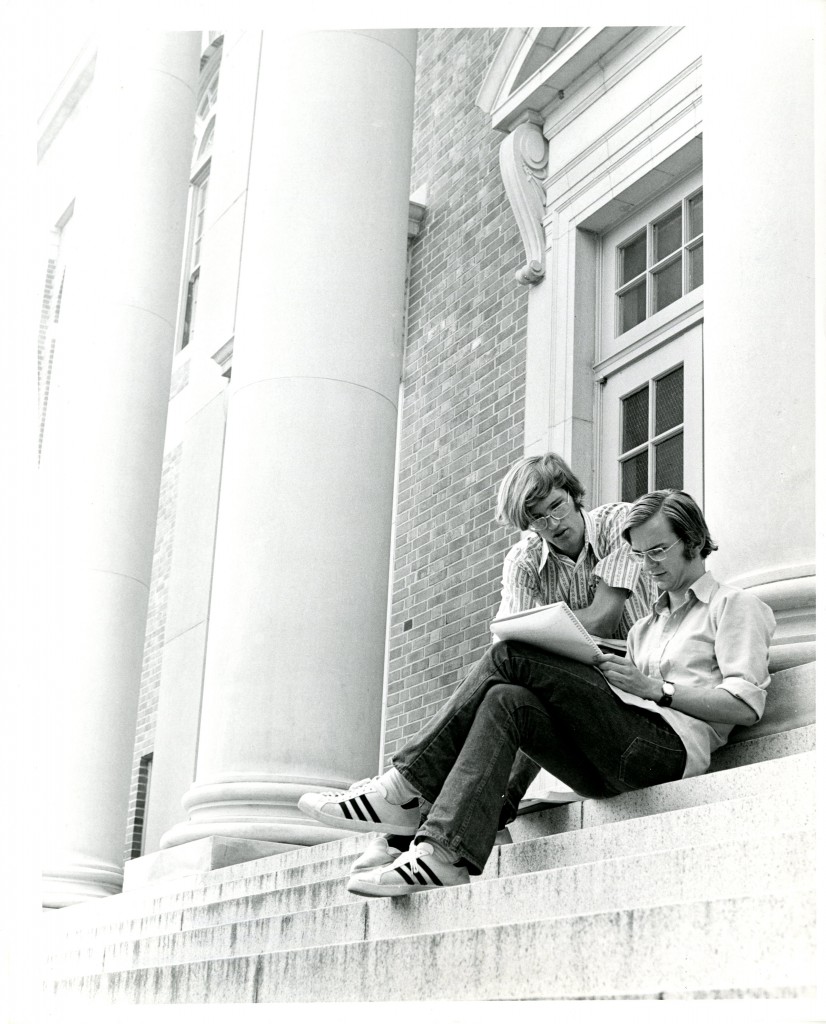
xmin=42 ymin=663 xmax=817 ymax=1004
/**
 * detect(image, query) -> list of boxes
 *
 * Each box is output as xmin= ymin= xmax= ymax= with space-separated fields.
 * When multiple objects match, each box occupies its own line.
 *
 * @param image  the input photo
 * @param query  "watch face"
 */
xmin=663 ymin=682 xmax=676 ymax=695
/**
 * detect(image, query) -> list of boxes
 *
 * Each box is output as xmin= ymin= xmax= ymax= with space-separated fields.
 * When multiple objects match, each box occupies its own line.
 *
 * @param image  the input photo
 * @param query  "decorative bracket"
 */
xmin=499 ymin=118 xmax=549 ymax=286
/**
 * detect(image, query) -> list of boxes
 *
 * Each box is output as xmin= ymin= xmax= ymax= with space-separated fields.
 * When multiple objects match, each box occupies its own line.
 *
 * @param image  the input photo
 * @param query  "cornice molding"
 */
xmin=408 ymin=199 xmax=426 ymax=239
xmin=499 ymin=119 xmax=548 ymax=285
xmin=37 ymin=40 xmax=97 ymax=164
xmin=477 ymin=28 xmax=533 ymax=114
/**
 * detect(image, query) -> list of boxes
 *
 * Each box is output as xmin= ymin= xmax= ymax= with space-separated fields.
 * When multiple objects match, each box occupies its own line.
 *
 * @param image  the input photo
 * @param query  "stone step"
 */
xmin=44 ymin=748 xmax=814 ymax=953
xmin=43 ymin=829 xmax=373 ymax=934
xmin=508 ymin=745 xmax=813 ymax=840
xmin=46 ymin=784 xmax=815 ymax=973
xmin=46 ymin=747 xmax=814 ymax=944
xmin=45 ymin=887 xmax=816 ymax=1003
xmin=709 ymin=722 xmax=814 ymax=773
xmin=46 ymin=825 xmax=813 ymax=980
xmin=44 ymin=772 xmax=815 ymax=965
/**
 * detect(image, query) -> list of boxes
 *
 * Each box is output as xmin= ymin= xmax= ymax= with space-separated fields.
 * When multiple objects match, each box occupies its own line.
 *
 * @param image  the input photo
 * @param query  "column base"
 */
xmin=160 ymin=777 xmax=364 ymax=850
xmin=42 ymin=857 xmax=124 ymax=908
xmin=729 ymin=571 xmax=817 ymax=673
xmin=123 ymin=836 xmax=288 ymax=891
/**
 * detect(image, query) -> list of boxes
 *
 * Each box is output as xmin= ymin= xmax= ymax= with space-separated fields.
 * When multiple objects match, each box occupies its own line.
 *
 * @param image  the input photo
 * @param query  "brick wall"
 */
xmin=37 ymin=258 xmax=58 ymax=461
xmin=125 ymin=442 xmax=182 ymax=859
xmin=384 ymin=28 xmax=529 ymax=761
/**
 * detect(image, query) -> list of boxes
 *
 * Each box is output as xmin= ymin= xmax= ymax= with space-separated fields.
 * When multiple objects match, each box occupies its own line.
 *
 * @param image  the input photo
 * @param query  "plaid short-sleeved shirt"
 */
xmin=496 ymin=502 xmax=656 ymax=640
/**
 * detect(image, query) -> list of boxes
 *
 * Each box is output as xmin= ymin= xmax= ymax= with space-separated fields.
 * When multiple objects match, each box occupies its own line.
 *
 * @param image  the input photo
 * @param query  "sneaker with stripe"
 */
xmin=297 ymin=776 xmax=421 ymax=836
xmin=346 ymin=842 xmax=469 ymax=897
xmin=350 ymin=836 xmax=405 ymax=875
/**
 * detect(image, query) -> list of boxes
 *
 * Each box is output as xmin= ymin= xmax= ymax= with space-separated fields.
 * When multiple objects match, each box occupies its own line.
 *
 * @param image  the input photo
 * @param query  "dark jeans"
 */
xmin=393 ymin=640 xmax=686 ymax=874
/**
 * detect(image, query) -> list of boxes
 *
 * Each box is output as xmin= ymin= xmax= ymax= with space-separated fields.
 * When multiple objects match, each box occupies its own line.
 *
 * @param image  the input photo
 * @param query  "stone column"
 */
xmin=39 ymin=33 xmax=201 ymax=906
xmin=703 ymin=27 xmax=816 ymax=667
xmin=161 ymin=29 xmax=418 ymax=850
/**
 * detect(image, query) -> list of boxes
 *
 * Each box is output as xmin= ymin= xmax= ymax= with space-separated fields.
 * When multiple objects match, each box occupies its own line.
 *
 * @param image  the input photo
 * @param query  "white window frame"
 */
xmin=173 ymin=52 xmax=220 ymax=354
xmin=598 ymin=325 xmax=703 ymax=504
xmin=178 ymin=166 xmax=210 ymax=351
xmin=594 ymin=168 xmax=704 ymax=505
xmin=598 ymin=167 xmax=704 ymax=365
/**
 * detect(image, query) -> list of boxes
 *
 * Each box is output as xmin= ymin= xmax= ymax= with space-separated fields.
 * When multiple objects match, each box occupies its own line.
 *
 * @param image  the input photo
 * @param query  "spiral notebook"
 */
xmin=489 ymin=602 xmax=626 ymax=665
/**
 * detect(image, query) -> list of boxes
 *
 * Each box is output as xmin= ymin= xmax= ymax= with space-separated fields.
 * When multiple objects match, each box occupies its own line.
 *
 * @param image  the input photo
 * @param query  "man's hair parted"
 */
xmin=495 ymin=452 xmax=586 ymax=531
xmin=621 ymin=489 xmax=718 ymax=560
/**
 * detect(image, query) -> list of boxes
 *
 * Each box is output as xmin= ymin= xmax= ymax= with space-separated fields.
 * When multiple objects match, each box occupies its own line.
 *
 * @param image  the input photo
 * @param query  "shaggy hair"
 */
xmin=495 ymin=453 xmax=586 ymax=531
xmin=621 ymin=489 xmax=718 ymax=560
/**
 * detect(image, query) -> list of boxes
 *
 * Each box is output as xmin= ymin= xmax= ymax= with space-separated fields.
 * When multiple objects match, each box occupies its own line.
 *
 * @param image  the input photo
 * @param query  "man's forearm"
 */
xmin=570 ymin=580 xmax=631 ymax=637
xmin=665 ymin=682 xmax=758 ymax=727
xmin=597 ymin=654 xmax=759 ymax=727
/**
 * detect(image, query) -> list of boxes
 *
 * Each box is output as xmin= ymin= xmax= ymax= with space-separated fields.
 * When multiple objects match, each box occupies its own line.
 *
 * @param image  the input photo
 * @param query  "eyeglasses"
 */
xmin=527 ymin=493 xmax=571 ymax=532
xmin=628 ymin=539 xmax=681 ymax=563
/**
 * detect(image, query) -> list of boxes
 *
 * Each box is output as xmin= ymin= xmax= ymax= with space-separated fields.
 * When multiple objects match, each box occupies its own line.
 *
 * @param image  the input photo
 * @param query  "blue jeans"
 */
xmin=393 ymin=640 xmax=687 ymax=874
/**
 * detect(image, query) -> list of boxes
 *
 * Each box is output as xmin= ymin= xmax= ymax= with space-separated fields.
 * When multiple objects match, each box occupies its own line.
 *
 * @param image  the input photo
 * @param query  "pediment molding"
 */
xmin=478 ymin=26 xmax=637 ymax=133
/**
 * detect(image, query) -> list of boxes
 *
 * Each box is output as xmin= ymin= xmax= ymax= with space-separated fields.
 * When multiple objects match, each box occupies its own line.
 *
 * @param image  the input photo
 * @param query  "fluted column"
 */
xmin=703 ymin=27 xmax=816 ymax=668
xmin=39 ymin=32 xmax=201 ymax=906
xmin=162 ymin=29 xmax=418 ymax=849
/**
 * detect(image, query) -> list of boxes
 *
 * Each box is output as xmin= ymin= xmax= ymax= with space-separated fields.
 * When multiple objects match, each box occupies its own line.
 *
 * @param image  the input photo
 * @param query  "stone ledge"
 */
xmin=123 ymin=837 xmax=286 ymax=892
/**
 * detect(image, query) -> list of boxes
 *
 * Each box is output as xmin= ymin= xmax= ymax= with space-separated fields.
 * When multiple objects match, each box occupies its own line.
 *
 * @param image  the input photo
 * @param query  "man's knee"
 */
xmin=488 ymin=639 xmax=526 ymax=672
xmin=482 ymin=682 xmax=535 ymax=715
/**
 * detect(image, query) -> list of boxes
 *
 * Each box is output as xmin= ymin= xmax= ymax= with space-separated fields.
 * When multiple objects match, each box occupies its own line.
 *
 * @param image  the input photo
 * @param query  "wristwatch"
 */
xmin=657 ymin=681 xmax=675 ymax=707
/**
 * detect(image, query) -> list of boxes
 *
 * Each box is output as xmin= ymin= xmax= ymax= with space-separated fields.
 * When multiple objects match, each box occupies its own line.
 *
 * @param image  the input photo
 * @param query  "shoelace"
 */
xmin=315 ymin=776 xmax=387 ymax=800
xmin=347 ymin=776 xmax=388 ymax=797
xmin=391 ymin=845 xmax=444 ymax=887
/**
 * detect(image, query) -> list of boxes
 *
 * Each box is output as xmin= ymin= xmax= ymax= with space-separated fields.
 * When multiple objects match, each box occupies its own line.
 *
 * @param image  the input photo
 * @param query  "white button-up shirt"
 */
xmin=622 ymin=570 xmax=776 ymax=777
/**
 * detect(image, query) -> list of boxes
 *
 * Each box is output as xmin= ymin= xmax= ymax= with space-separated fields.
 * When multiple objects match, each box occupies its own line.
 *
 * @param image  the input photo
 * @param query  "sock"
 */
xmin=385 ymin=833 xmax=413 ymax=853
xmin=417 ymin=837 xmax=459 ymax=865
xmin=381 ymin=767 xmax=420 ymax=805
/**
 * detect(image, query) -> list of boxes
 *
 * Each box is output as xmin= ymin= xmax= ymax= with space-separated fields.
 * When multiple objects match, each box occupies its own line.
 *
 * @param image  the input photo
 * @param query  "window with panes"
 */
xmin=596 ymin=166 xmax=704 ymax=506
xmin=615 ymin=188 xmax=703 ymax=336
xmin=176 ymin=57 xmax=220 ymax=352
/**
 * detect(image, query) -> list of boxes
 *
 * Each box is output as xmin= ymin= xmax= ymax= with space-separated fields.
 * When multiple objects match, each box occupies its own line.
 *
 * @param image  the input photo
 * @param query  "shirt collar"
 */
xmin=538 ymin=507 xmax=594 ymax=571
xmin=652 ymin=569 xmax=717 ymax=614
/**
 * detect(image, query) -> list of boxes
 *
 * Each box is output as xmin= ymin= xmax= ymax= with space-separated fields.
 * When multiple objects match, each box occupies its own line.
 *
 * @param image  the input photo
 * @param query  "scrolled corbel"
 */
xmin=499 ymin=118 xmax=549 ymax=286
xmin=515 ymin=260 xmax=544 ymax=285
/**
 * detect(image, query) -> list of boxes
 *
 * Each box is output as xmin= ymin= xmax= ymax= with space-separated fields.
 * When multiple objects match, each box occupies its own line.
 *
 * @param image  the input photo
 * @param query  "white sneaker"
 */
xmin=347 ymin=842 xmax=469 ymax=897
xmin=298 ymin=777 xmax=420 ymax=836
xmin=350 ymin=836 xmax=403 ymax=875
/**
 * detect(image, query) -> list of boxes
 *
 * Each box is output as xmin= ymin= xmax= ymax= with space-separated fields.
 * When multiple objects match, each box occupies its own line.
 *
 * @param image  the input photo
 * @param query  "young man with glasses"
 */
xmin=299 ymin=486 xmax=774 ymax=897
xmin=300 ymin=454 xmax=654 ymax=871
xmin=493 ymin=452 xmax=654 ymax=642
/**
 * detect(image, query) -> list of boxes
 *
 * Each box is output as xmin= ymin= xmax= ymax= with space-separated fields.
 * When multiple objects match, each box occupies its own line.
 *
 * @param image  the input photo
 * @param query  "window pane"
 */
xmin=652 ymin=256 xmax=682 ymax=313
xmin=622 ymin=451 xmax=649 ymax=502
xmin=688 ymin=242 xmax=703 ymax=290
xmin=653 ymin=207 xmax=681 ymax=262
xmin=688 ymin=191 xmax=703 ymax=239
xmin=655 ymin=366 xmax=684 ymax=434
xmin=619 ymin=281 xmax=646 ymax=334
xmin=619 ymin=232 xmax=646 ymax=285
xmin=622 ymin=385 xmax=649 ymax=452
xmin=182 ymin=270 xmax=200 ymax=349
xmin=654 ymin=432 xmax=683 ymax=489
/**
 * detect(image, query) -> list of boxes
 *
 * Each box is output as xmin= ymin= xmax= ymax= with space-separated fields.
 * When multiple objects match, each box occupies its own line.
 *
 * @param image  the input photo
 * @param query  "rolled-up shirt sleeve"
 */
xmin=594 ymin=545 xmax=643 ymax=594
xmin=497 ymin=546 xmax=542 ymax=616
xmin=713 ymin=590 xmax=776 ymax=720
